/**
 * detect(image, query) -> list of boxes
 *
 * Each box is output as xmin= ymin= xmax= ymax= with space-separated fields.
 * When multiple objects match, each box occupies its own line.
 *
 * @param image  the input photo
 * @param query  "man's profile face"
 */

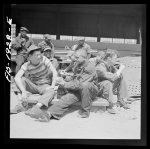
xmin=74 ymin=50 xmax=87 ymax=64
xmin=20 ymin=30 xmax=27 ymax=37
xmin=107 ymin=54 xmax=117 ymax=64
xmin=29 ymin=50 xmax=42 ymax=65
xmin=78 ymin=40 xmax=85 ymax=46
xmin=44 ymin=50 xmax=52 ymax=59
xmin=44 ymin=37 xmax=51 ymax=43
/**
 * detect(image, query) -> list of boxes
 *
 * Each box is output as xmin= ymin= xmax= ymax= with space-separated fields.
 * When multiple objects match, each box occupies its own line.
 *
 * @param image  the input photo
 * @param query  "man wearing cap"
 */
xmin=43 ymin=46 xmax=59 ymax=70
xmin=12 ymin=27 xmax=34 ymax=74
xmin=89 ymin=50 xmax=106 ymax=66
xmin=11 ymin=45 xmax=57 ymax=114
xmin=71 ymin=37 xmax=91 ymax=59
xmin=38 ymin=34 xmax=55 ymax=58
xmin=60 ymin=38 xmax=92 ymax=76
xmin=25 ymin=49 xmax=99 ymax=122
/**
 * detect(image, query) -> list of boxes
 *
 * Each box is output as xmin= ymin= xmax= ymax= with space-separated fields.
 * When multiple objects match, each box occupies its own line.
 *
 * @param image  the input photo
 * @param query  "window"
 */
xmin=112 ymin=38 xmax=125 ymax=44
xmin=100 ymin=37 xmax=137 ymax=44
xmin=30 ymin=34 xmax=43 ymax=39
xmin=29 ymin=34 xmax=56 ymax=40
xmin=72 ymin=36 xmax=85 ymax=41
xmin=125 ymin=39 xmax=137 ymax=44
xmin=100 ymin=38 xmax=113 ymax=43
xmin=50 ymin=35 xmax=56 ymax=40
xmin=27 ymin=34 xmax=32 ymax=38
xmin=60 ymin=35 xmax=73 ymax=41
xmin=85 ymin=37 xmax=97 ymax=42
xmin=11 ymin=24 xmax=16 ymax=42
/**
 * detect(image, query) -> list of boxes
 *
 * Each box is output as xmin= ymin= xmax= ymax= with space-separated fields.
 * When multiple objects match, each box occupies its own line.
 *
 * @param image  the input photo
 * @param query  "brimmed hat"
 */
xmin=27 ymin=45 xmax=41 ymax=54
xmin=43 ymin=34 xmax=51 ymax=39
xmin=78 ymin=37 xmax=85 ymax=41
xmin=20 ymin=27 xmax=29 ymax=32
xmin=43 ymin=46 xmax=52 ymax=52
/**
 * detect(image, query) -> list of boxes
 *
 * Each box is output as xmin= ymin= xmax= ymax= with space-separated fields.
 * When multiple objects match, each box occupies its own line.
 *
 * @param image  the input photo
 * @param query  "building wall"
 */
xmin=11 ymin=4 xmax=143 ymax=41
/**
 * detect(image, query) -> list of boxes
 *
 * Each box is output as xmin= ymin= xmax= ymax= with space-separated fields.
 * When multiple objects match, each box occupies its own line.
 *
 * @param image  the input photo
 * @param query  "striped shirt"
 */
xmin=21 ymin=56 xmax=55 ymax=85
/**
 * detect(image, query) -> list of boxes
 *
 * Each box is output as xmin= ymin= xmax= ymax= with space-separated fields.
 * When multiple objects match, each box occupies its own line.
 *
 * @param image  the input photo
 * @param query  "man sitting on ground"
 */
xmin=95 ymin=49 xmax=130 ymax=114
xmin=11 ymin=45 xmax=58 ymax=114
xmin=89 ymin=50 xmax=106 ymax=66
xmin=26 ymin=49 xmax=99 ymax=122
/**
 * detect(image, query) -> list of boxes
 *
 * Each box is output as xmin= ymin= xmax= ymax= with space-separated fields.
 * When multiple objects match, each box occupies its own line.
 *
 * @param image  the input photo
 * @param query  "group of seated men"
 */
xmin=11 ymin=27 xmax=130 ymax=122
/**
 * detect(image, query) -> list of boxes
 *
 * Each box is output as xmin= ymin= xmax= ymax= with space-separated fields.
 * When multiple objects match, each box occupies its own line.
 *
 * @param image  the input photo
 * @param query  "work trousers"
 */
xmin=18 ymin=77 xmax=55 ymax=107
xmin=47 ymin=82 xmax=98 ymax=119
xmin=98 ymin=75 xmax=128 ymax=106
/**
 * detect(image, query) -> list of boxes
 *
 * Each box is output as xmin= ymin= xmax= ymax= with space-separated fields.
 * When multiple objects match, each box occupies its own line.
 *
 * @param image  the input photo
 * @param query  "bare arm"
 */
xmin=116 ymin=64 xmax=125 ymax=77
xmin=43 ymin=56 xmax=58 ymax=88
xmin=14 ymin=69 xmax=26 ymax=93
xmin=96 ymin=63 xmax=118 ymax=82
xmin=51 ymin=43 xmax=55 ymax=58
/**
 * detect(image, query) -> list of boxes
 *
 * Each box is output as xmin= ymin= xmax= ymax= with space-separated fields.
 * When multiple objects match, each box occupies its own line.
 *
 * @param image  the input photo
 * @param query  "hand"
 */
xmin=45 ymin=86 xmax=55 ymax=90
xmin=116 ymin=71 xmax=121 ymax=77
xmin=119 ymin=64 xmax=125 ymax=70
xmin=21 ymin=91 xmax=30 ymax=100
xmin=59 ymin=70 xmax=69 ymax=77
xmin=21 ymin=39 xmax=26 ymax=47
xmin=60 ymin=70 xmax=66 ymax=74
xmin=56 ymin=77 xmax=65 ymax=86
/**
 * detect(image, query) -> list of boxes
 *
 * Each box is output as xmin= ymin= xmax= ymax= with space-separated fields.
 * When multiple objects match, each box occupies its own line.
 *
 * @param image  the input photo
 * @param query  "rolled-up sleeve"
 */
xmin=63 ymin=79 xmax=80 ymax=90
xmin=96 ymin=63 xmax=118 ymax=82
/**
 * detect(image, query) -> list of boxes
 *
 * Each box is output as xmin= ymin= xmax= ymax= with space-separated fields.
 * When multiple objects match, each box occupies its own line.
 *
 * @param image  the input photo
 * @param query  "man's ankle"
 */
xmin=36 ymin=103 xmax=43 ymax=108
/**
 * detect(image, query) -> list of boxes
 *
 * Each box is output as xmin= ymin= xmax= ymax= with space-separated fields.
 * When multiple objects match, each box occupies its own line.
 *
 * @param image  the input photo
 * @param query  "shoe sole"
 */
xmin=27 ymin=111 xmax=50 ymax=122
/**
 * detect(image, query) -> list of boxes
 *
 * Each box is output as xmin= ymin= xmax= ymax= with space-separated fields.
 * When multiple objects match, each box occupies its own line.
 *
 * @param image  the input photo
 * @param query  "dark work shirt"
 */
xmin=12 ymin=34 xmax=34 ymax=55
xmin=95 ymin=61 xmax=119 ymax=83
xmin=63 ymin=60 xmax=98 ymax=90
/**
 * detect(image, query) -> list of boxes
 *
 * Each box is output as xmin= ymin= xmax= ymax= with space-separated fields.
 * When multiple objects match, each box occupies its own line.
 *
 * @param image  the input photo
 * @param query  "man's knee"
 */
xmin=60 ymin=93 xmax=79 ymax=106
xmin=102 ymin=80 xmax=113 ymax=90
xmin=81 ymin=82 xmax=93 ymax=90
xmin=44 ymin=88 xmax=55 ymax=96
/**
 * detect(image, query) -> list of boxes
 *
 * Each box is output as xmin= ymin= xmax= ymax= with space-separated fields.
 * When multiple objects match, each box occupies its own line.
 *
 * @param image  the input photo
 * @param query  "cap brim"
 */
xmin=20 ymin=29 xmax=29 ymax=32
xmin=28 ymin=47 xmax=41 ymax=54
xmin=44 ymin=48 xmax=51 ymax=51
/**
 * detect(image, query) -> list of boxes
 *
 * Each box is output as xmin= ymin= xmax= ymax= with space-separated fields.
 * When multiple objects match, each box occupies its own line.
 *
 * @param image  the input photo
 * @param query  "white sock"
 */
xmin=36 ymin=103 xmax=43 ymax=108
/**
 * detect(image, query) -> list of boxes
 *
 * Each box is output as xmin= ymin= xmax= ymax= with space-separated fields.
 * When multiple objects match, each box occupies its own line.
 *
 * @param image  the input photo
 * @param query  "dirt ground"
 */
xmin=10 ymin=91 xmax=141 ymax=139
xmin=10 ymin=56 xmax=141 ymax=139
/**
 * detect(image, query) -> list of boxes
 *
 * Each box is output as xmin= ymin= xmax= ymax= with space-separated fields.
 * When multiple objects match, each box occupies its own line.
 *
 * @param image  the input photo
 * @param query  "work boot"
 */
xmin=25 ymin=105 xmax=42 ymax=118
xmin=107 ymin=106 xmax=116 ymax=114
xmin=118 ymin=99 xmax=130 ymax=109
xmin=10 ymin=104 xmax=26 ymax=114
xmin=78 ymin=110 xmax=90 ymax=118
xmin=25 ymin=105 xmax=51 ymax=122
xmin=37 ymin=111 xmax=51 ymax=122
xmin=80 ymin=112 xmax=90 ymax=118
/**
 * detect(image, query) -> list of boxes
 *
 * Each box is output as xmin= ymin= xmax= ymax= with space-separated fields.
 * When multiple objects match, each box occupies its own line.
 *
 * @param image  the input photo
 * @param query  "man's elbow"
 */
xmin=14 ymin=75 xmax=19 ymax=83
xmin=14 ymin=74 xmax=21 ymax=83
